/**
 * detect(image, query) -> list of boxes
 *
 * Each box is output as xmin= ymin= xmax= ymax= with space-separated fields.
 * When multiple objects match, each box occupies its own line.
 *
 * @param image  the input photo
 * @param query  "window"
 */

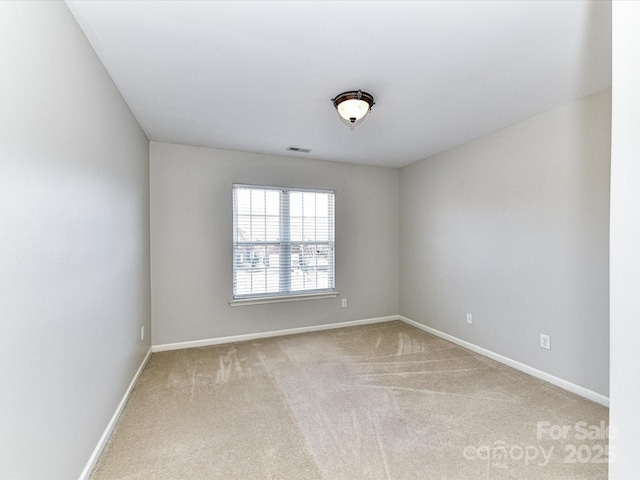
xmin=232 ymin=184 xmax=336 ymax=304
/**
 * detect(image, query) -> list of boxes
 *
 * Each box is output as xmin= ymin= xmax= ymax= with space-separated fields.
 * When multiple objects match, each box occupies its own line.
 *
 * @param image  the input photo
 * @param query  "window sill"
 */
xmin=229 ymin=292 xmax=339 ymax=307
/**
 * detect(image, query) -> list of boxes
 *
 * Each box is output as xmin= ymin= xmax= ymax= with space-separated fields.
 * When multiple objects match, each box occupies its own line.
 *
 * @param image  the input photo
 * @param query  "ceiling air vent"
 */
xmin=287 ymin=146 xmax=312 ymax=153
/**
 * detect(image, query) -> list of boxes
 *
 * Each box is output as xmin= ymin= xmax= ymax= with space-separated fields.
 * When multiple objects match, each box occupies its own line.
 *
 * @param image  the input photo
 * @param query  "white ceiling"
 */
xmin=65 ymin=0 xmax=611 ymax=168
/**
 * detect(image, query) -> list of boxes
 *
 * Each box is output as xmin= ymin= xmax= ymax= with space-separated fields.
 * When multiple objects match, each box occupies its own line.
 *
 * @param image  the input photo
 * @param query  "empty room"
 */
xmin=2 ymin=1 xmax=639 ymax=479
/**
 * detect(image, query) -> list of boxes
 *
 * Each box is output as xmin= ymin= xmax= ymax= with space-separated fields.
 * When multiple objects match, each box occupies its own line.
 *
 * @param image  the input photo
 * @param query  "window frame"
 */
xmin=230 ymin=183 xmax=338 ymax=306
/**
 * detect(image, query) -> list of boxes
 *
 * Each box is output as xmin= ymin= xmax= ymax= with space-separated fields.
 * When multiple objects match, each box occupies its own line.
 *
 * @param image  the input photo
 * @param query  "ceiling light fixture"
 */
xmin=332 ymin=90 xmax=375 ymax=127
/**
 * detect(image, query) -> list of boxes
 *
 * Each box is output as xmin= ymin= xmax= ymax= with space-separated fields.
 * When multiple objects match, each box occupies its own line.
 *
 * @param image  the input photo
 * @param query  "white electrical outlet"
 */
xmin=141 ymin=326 xmax=145 ymax=341
xmin=466 ymin=313 xmax=473 ymax=325
xmin=342 ymin=298 xmax=348 ymax=308
xmin=540 ymin=334 xmax=550 ymax=350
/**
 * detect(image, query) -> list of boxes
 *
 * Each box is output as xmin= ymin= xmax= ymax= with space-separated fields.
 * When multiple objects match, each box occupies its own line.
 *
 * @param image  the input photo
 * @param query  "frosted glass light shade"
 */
xmin=337 ymin=98 xmax=370 ymax=123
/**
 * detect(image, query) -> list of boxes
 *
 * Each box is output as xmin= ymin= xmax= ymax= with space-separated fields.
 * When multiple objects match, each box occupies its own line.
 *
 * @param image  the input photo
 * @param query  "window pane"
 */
xmin=251 ymin=190 xmax=265 ymax=215
xmin=315 ymin=217 xmax=329 ymax=241
xmin=265 ymin=190 xmax=280 ymax=216
xmin=290 ymin=192 xmax=303 ymax=217
xmin=303 ymin=192 xmax=316 ymax=217
xmin=236 ymin=189 xmax=251 ymax=215
xmin=266 ymin=216 xmax=279 ymax=241
xmin=251 ymin=217 xmax=265 ymax=241
xmin=237 ymin=215 xmax=251 ymax=241
xmin=303 ymin=218 xmax=315 ymax=241
xmin=290 ymin=217 xmax=302 ymax=242
xmin=316 ymin=194 xmax=329 ymax=217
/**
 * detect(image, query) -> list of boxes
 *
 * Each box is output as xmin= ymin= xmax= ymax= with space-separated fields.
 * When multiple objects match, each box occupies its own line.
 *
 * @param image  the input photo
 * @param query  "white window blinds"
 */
xmin=232 ymin=184 xmax=335 ymax=300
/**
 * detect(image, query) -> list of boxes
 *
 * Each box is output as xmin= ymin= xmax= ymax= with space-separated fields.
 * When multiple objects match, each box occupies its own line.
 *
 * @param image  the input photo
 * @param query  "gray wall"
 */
xmin=0 ymin=2 xmax=151 ymax=478
xmin=609 ymin=2 xmax=640 ymax=478
xmin=399 ymin=90 xmax=611 ymax=396
xmin=150 ymin=142 xmax=399 ymax=346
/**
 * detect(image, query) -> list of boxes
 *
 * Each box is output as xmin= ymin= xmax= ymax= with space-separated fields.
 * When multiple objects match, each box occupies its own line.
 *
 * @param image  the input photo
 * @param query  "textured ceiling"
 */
xmin=66 ymin=1 xmax=611 ymax=168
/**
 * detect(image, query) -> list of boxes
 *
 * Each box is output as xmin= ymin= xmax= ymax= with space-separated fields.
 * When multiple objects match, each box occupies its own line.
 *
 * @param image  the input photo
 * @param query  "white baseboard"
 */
xmin=78 ymin=347 xmax=153 ymax=480
xmin=398 ymin=316 xmax=609 ymax=407
xmin=152 ymin=315 xmax=399 ymax=352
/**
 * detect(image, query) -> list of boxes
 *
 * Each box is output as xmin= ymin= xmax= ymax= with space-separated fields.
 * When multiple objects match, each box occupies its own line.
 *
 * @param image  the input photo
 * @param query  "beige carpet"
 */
xmin=91 ymin=321 xmax=608 ymax=479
